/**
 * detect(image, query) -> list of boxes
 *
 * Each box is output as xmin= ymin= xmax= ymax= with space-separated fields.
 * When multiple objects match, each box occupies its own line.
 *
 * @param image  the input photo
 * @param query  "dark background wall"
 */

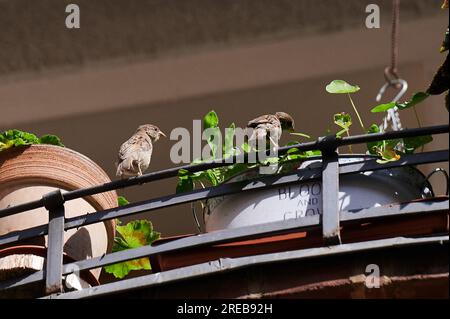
xmin=0 ymin=0 xmax=440 ymax=76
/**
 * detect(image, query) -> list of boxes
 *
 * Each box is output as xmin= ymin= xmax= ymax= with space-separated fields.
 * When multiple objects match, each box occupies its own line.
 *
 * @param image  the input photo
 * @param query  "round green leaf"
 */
xmin=326 ymin=80 xmax=360 ymax=94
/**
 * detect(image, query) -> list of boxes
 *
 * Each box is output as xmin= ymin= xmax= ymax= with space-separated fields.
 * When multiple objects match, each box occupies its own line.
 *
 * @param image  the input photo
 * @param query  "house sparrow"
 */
xmin=116 ymin=124 xmax=166 ymax=178
xmin=247 ymin=112 xmax=295 ymax=149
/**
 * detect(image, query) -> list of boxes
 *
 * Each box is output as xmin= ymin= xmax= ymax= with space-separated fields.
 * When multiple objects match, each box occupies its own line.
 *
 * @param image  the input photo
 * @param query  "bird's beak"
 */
xmin=159 ymin=131 xmax=167 ymax=138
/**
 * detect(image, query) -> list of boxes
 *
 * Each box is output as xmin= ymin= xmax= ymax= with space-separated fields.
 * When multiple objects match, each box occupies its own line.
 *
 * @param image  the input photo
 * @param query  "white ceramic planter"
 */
xmin=204 ymin=156 xmax=432 ymax=232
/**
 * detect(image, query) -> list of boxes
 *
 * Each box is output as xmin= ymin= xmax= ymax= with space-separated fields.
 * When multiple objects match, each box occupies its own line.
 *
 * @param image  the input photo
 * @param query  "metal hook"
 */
xmin=191 ymin=202 xmax=202 ymax=233
xmin=376 ymin=78 xmax=408 ymax=132
xmin=376 ymin=78 xmax=408 ymax=103
xmin=423 ymin=168 xmax=449 ymax=197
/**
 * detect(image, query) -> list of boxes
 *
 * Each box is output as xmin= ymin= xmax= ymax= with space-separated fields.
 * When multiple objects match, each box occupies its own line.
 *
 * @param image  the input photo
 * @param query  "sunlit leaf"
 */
xmin=366 ymin=124 xmax=382 ymax=155
xmin=261 ymin=157 xmax=280 ymax=166
xmin=304 ymin=150 xmax=322 ymax=157
xmin=370 ymin=102 xmax=396 ymax=113
xmin=326 ymin=80 xmax=360 ymax=94
xmin=396 ymin=92 xmax=430 ymax=110
xmin=117 ymin=196 xmax=130 ymax=207
xmin=241 ymin=142 xmax=252 ymax=153
xmin=334 ymin=112 xmax=352 ymax=137
xmin=205 ymin=127 xmax=221 ymax=159
xmin=203 ymin=110 xmax=219 ymax=129
xmin=206 ymin=169 xmax=220 ymax=186
xmin=224 ymin=123 xmax=236 ymax=158
xmin=0 ymin=129 xmax=64 ymax=152
xmin=376 ymin=143 xmax=401 ymax=164
xmin=104 ymin=220 xmax=160 ymax=279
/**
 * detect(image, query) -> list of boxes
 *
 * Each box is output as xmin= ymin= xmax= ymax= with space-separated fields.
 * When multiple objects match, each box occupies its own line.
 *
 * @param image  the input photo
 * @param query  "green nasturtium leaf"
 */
xmin=241 ymin=142 xmax=251 ymax=153
xmin=117 ymin=196 xmax=130 ymax=207
xmin=286 ymin=140 xmax=300 ymax=155
xmin=403 ymin=135 xmax=433 ymax=153
xmin=203 ymin=111 xmax=221 ymax=158
xmin=104 ymin=220 xmax=160 ymax=279
xmin=203 ymin=110 xmax=219 ymax=129
xmin=0 ymin=140 xmax=14 ymax=151
xmin=176 ymin=169 xmax=194 ymax=193
xmin=221 ymin=163 xmax=250 ymax=181
xmin=261 ymin=157 xmax=280 ymax=166
xmin=223 ymin=123 xmax=237 ymax=158
xmin=326 ymin=80 xmax=360 ymax=94
xmin=366 ymin=124 xmax=382 ymax=155
xmin=204 ymin=127 xmax=221 ymax=159
xmin=370 ymin=102 xmax=396 ymax=113
xmin=376 ymin=144 xmax=401 ymax=164
xmin=0 ymin=129 xmax=64 ymax=152
xmin=38 ymin=134 xmax=65 ymax=147
xmin=304 ymin=150 xmax=322 ymax=157
xmin=334 ymin=112 xmax=352 ymax=137
xmin=206 ymin=169 xmax=220 ymax=186
xmin=396 ymin=92 xmax=430 ymax=110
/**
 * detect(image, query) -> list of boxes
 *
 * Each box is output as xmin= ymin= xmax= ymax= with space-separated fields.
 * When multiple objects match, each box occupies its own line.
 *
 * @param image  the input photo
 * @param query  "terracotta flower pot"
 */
xmin=0 ymin=245 xmax=99 ymax=298
xmin=0 ymin=144 xmax=117 ymax=279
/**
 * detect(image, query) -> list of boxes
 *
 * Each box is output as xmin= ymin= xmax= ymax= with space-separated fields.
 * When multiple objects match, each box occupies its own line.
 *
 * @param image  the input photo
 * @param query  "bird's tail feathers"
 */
xmin=116 ymin=158 xmax=137 ymax=177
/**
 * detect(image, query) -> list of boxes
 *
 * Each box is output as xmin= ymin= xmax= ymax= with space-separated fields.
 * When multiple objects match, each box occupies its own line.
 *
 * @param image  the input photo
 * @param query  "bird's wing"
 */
xmin=118 ymin=133 xmax=153 ymax=162
xmin=247 ymin=114 xmax=278 ymax=128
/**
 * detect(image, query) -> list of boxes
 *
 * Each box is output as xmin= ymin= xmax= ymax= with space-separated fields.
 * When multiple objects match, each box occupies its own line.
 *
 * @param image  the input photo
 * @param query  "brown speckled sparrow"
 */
xmin=247 ymin=112 xmax=295 ymax=148
xmin=116 ymin=124 xmax=166 ymax=178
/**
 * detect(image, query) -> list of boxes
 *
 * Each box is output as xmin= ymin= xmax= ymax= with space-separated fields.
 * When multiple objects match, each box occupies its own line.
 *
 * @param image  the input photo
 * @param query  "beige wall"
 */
xmin=0 ymin=2 xmax=448 ymax=237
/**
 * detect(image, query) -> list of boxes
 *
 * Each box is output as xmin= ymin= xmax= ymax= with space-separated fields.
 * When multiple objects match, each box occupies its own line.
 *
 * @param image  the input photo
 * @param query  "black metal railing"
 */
xmin=0 ymin=124 xmax=448 ymax=297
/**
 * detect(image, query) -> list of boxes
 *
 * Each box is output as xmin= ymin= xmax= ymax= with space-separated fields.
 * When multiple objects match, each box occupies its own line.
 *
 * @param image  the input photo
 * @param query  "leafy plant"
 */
xmin=371 ymin=92 xmax=430 ymax=113
xmin=104 ymin=196 xmax=161 ymax=279
xmin=176 ymin=111 xmax=313 ymax=193
xmin=368 ymin=89 xmax=433 ymax=159
xmin=326 ymin=80 xmax=366 ymax=131
xmin=0 ymin=129 xmax=64 ymax=152
xmin=178 ymin=76 xmax=436 ymax=192
xmin=325 ymin=80 xmax=433 ymax=163
xmin=333 ymin=113 xmax=352 ymax=137
xmin=333 ymin=112 xmax=353 ymax=153
xmin=371 ymin=91 xmax=430 ymax=128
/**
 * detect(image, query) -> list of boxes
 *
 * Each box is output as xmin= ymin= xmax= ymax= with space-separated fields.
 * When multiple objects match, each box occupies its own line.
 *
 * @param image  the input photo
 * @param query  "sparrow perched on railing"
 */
xmin=116 ymin=124 xmax=166 ymax=178
xmin=247 ymin=112 xmax=295 ymax=149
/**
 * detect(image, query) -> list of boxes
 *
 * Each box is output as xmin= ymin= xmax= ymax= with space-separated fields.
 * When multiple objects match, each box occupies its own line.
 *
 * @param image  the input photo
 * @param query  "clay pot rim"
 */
xmin=0 ymin=245 xmax=100 ymax=287
xmin=0 ymin=144 xmax=117 ymax=251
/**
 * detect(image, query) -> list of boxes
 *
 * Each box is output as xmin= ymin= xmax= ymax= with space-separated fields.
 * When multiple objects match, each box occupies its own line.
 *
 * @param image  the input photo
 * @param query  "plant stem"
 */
xmin=346 ymin=130 xmax=353 ymax=154
xmin=412 ymin=106 xmax=422 ymax=128
xmin=412 ymin=106 xmax=425 ymax=152
xmin=347 ymin=93 xmax=366 ymax=132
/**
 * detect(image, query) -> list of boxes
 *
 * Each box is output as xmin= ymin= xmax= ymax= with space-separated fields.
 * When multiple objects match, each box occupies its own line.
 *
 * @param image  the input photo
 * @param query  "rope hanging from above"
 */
xmin=377 ymin=0 xmax=407 ymax=133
